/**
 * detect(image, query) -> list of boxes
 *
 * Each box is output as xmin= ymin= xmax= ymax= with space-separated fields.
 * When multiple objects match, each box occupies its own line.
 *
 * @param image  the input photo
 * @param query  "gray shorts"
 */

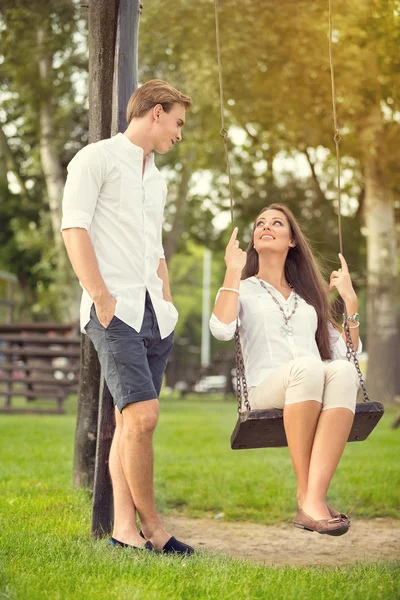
xmin=86 ymin=292 xmax=174 ymax=412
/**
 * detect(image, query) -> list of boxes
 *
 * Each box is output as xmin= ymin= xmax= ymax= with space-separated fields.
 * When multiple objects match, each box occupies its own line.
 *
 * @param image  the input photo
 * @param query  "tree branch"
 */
xmin=303 ymin=147 xmax=326 ymax=203
xmin=0 ymin=125 xmax=30 ymax=202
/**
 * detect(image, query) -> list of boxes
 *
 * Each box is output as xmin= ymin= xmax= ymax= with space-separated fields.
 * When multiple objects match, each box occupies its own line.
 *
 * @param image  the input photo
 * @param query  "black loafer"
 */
xmin=108 ymin=537 xmax=160 ymax=553
xmin=139 ymin=530 xmax=195 ymax=555
xmin=162 ymin=536 xmax=195 ymax=555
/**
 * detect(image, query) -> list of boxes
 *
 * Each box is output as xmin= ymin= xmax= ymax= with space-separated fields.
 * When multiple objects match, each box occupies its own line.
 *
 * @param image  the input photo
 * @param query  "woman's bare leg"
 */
xmin=301 ymin=361 xmax=358 ymax=520
xmin=301 ymin=407 xmax=354 ymax=520
xmin=283 ymin=401 xmax=322 ymax=508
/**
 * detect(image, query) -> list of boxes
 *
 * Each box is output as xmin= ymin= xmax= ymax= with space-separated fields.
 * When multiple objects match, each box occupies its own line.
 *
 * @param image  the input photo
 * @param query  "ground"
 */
xmin=162 ymin=515 xmax=400 ymax=566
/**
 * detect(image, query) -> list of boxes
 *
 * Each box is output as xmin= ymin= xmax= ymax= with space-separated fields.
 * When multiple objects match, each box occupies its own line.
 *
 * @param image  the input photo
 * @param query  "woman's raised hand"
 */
xmin=329 ymin=253 xmax=356 ymax=302
xmin=225 ymin=227 xmax=247 ymax=272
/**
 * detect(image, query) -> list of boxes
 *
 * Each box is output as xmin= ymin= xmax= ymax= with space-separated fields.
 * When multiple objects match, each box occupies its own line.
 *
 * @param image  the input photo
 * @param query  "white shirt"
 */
xmin=61 ymin=133 xmax=178 ymax=338
xmin=209 ymin=276 xmax=362 ymax=389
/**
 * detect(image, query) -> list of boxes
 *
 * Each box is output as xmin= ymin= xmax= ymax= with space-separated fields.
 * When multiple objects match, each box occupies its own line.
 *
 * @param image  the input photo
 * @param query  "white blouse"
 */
xmin=209 ymin=276 xmax=362 ymax=390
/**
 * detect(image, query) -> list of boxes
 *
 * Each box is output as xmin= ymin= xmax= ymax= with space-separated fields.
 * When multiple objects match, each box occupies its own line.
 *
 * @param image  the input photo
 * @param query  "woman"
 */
xmin=210 ymin=204 xmax=361 ymax=537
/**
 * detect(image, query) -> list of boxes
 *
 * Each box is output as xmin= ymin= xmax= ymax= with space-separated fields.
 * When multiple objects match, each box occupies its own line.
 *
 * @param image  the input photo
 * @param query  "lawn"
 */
xmin=0 ymin=396 xmax=399 ymax=599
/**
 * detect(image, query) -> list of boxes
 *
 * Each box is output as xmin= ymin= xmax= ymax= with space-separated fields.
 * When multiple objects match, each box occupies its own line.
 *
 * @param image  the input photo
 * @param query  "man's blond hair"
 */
xmin=126 ymin=79 xmax=192 ymax=124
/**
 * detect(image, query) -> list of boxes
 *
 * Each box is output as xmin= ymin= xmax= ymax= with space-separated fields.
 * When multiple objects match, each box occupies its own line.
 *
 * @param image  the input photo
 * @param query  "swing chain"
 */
xmin=234 ymin=326 xmax=250 ymax=412
xmin=343 ymin=319 xmax=370 ymax=402
xmin=215 ymin=0 xmax=247 ymax=410
xmin=329 ymin=0 xmax=369 ymax=402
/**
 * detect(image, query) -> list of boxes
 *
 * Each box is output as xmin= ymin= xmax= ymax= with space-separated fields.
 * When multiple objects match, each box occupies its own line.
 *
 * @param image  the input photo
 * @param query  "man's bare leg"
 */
xmin=109 ymin=407 xmax=146 ymax=547
xmin=118 ymin=398 xmax=171 ymax=550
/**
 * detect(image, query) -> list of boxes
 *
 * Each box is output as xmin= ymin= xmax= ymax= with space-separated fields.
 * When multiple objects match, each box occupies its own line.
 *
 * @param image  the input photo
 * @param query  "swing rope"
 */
xmin=328 ymin=0 xmax=369 ymax=402
xmin=214 ymin=0 xmax=370 ymax=410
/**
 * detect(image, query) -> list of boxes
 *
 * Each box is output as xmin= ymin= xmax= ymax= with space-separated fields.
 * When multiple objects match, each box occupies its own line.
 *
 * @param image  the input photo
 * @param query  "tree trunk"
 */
xmin=72 ymin=0 xmax=119 ymax=495
xmin=73 ymin=335 xmax=101 ymax=489
xmin=37 ymin=27 xmax=78 ymax=321
xmin=0 ymin=126 xmax=29 ymax=202
xmin=0 ymin=128 xmax=8 ymax=186
xmin=91 ymin=0 xmax=141 ymax=538
xmin=361 ymin=106 xmax=398 ymax=403
xmin=37 ymin=28 xmax=65 ymax=244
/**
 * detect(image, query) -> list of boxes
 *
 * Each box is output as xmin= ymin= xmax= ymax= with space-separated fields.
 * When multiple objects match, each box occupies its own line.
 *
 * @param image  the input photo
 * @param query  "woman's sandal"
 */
xmin=293 ymin=507 xmax=350 ymax=536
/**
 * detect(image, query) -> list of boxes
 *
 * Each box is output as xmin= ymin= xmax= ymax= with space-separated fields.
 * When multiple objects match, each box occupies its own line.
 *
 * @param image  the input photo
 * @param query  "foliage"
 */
xmin=0 ymin=0 xmax=87 ymax=319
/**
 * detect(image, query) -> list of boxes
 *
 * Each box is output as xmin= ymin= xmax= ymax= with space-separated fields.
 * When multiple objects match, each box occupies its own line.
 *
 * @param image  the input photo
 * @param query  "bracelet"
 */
xmin=219 ymin=287 xmax=240 ymax=295
xmin=343 ymin=322 xmax=360 ymax=329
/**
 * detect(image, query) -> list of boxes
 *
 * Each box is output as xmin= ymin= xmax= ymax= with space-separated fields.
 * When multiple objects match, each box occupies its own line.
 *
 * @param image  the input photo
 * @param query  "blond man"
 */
xmin=61 ymin=80 xmax=194 ymax=554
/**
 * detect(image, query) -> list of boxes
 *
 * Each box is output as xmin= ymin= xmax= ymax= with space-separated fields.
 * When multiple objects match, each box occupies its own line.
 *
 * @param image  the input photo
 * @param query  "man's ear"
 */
xmin=153 ymin=104 xmax=163 ymax=122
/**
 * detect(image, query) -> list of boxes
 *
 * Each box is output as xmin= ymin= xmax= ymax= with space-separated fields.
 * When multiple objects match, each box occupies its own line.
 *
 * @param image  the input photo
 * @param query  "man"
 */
xmin=61 ymin=80 xmax=193 ymax=554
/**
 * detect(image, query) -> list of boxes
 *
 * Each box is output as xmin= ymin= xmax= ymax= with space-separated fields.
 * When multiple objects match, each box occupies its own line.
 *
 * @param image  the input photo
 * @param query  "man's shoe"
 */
xmin=108 ymin=537 xmax=161 ymax=553
xmin=140 ymin=530 xmax=195 ymax=555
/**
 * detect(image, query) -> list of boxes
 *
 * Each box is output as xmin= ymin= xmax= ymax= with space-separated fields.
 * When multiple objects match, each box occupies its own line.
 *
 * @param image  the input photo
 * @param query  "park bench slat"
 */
xmin=0 ymin=334 xmax=80 ymax=345
xmin=0 ymin=348 xmax=80 ymax=358
xmin=0 ymin=364 xmax=80 ymax=374
xmin=0 ymin=389 xmax=67 ymax=399
xmin=0 ymin=323 xmax=79 ymax=333
xmin=0 ymin=407 xmax=65 ymax=415
xmin=0 ymin=374 xmax=78 ymax=386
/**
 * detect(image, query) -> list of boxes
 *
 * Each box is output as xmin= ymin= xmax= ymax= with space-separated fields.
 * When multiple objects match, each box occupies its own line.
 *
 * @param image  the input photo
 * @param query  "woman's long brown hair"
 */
xmin=242 ymin=203 xmax=334 ymax=360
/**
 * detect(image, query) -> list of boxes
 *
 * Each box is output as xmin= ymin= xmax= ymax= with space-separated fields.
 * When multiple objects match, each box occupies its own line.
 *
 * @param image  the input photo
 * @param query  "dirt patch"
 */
xmin=163 ymin=515 xmax=400 ymax=566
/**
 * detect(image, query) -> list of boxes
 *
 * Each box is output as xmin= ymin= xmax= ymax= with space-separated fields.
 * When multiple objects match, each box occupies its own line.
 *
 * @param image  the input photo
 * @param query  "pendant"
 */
xmin=280 ymin=323 xmax=294 ymax=337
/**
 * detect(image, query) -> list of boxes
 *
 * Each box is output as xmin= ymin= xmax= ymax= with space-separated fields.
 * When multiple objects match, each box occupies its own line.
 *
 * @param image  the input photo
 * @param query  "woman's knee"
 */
xmin=325 ymin=360 xmax=359 ymax=386
xmin=323 ymin=360 xmax=358 ymax=413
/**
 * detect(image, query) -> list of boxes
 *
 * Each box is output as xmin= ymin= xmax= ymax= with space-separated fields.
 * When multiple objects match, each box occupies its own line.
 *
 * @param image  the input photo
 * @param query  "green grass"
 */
xmin=153 ymin=399 xmax=400 ymax=522
xmin=0 ymin=397 xmax=399 ymax=599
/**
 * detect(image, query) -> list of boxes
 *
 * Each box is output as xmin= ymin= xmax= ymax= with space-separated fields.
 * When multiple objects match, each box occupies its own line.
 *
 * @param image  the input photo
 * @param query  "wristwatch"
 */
xmin=344 ymin=312 xmax=360 ymax=324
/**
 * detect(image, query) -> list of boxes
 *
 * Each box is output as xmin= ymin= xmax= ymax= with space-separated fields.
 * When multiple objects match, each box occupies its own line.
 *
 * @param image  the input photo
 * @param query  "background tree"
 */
xmin=0 ymin=0 xmax=87 ymax=320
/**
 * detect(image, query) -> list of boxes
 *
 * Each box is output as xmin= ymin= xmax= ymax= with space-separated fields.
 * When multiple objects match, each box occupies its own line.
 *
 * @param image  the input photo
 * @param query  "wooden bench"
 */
xmin=0 ymin=322 xmax=81 ymax=414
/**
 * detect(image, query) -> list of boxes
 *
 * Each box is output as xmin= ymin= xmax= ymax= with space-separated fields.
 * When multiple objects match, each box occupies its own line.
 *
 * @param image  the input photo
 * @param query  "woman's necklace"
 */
xmin=256 ymin=276 xmax=299 ymax=337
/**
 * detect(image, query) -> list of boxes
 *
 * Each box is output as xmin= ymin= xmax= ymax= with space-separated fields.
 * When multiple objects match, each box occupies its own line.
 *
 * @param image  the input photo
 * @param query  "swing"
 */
xmin=213 ymin=0 xmax=385 ymax=450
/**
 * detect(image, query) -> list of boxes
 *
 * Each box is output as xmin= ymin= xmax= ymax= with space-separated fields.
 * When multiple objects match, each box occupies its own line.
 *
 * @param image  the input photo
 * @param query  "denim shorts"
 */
xmin=86 ymin=292 xmax=174 ymax=412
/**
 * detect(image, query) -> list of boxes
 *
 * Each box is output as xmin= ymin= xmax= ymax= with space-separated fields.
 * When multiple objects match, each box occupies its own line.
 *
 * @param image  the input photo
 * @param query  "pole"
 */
xmin=201 ymin=249 xmax=212 ymax=368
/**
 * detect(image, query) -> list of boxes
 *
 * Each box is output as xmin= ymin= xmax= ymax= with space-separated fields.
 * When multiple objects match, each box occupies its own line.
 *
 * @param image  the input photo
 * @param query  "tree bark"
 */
xmin=89 ymin=0 xmax=140 ymax=537
xmin=73 ymin=335 xmax=101 ymax=489
xmin=361 ymin=105 xmax=398 ymax=403
xmin=0 ymin=126 xmax=29 ymax=202
xmin=37 ymin=28 xmax=65 ymax=245
xmin=73 ymin=0 xmax=119 ymax=495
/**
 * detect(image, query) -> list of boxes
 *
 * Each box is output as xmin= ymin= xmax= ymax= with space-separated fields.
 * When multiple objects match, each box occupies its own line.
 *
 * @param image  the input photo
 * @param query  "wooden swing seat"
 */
xmin=231 ymin=401 xmax=385 ymax=449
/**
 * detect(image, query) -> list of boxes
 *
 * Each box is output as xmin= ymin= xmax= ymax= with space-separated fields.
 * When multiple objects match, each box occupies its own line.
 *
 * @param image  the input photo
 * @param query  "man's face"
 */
xmin=153 ymin=103 xmax=186 ymax=154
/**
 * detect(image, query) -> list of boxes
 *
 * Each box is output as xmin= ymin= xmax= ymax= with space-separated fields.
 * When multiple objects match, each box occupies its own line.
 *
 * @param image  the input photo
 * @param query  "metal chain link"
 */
xmin=343 ymin=320 xmax=370 ymax=402
xmin=234 ymin=326 xmax=250 ymax=411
